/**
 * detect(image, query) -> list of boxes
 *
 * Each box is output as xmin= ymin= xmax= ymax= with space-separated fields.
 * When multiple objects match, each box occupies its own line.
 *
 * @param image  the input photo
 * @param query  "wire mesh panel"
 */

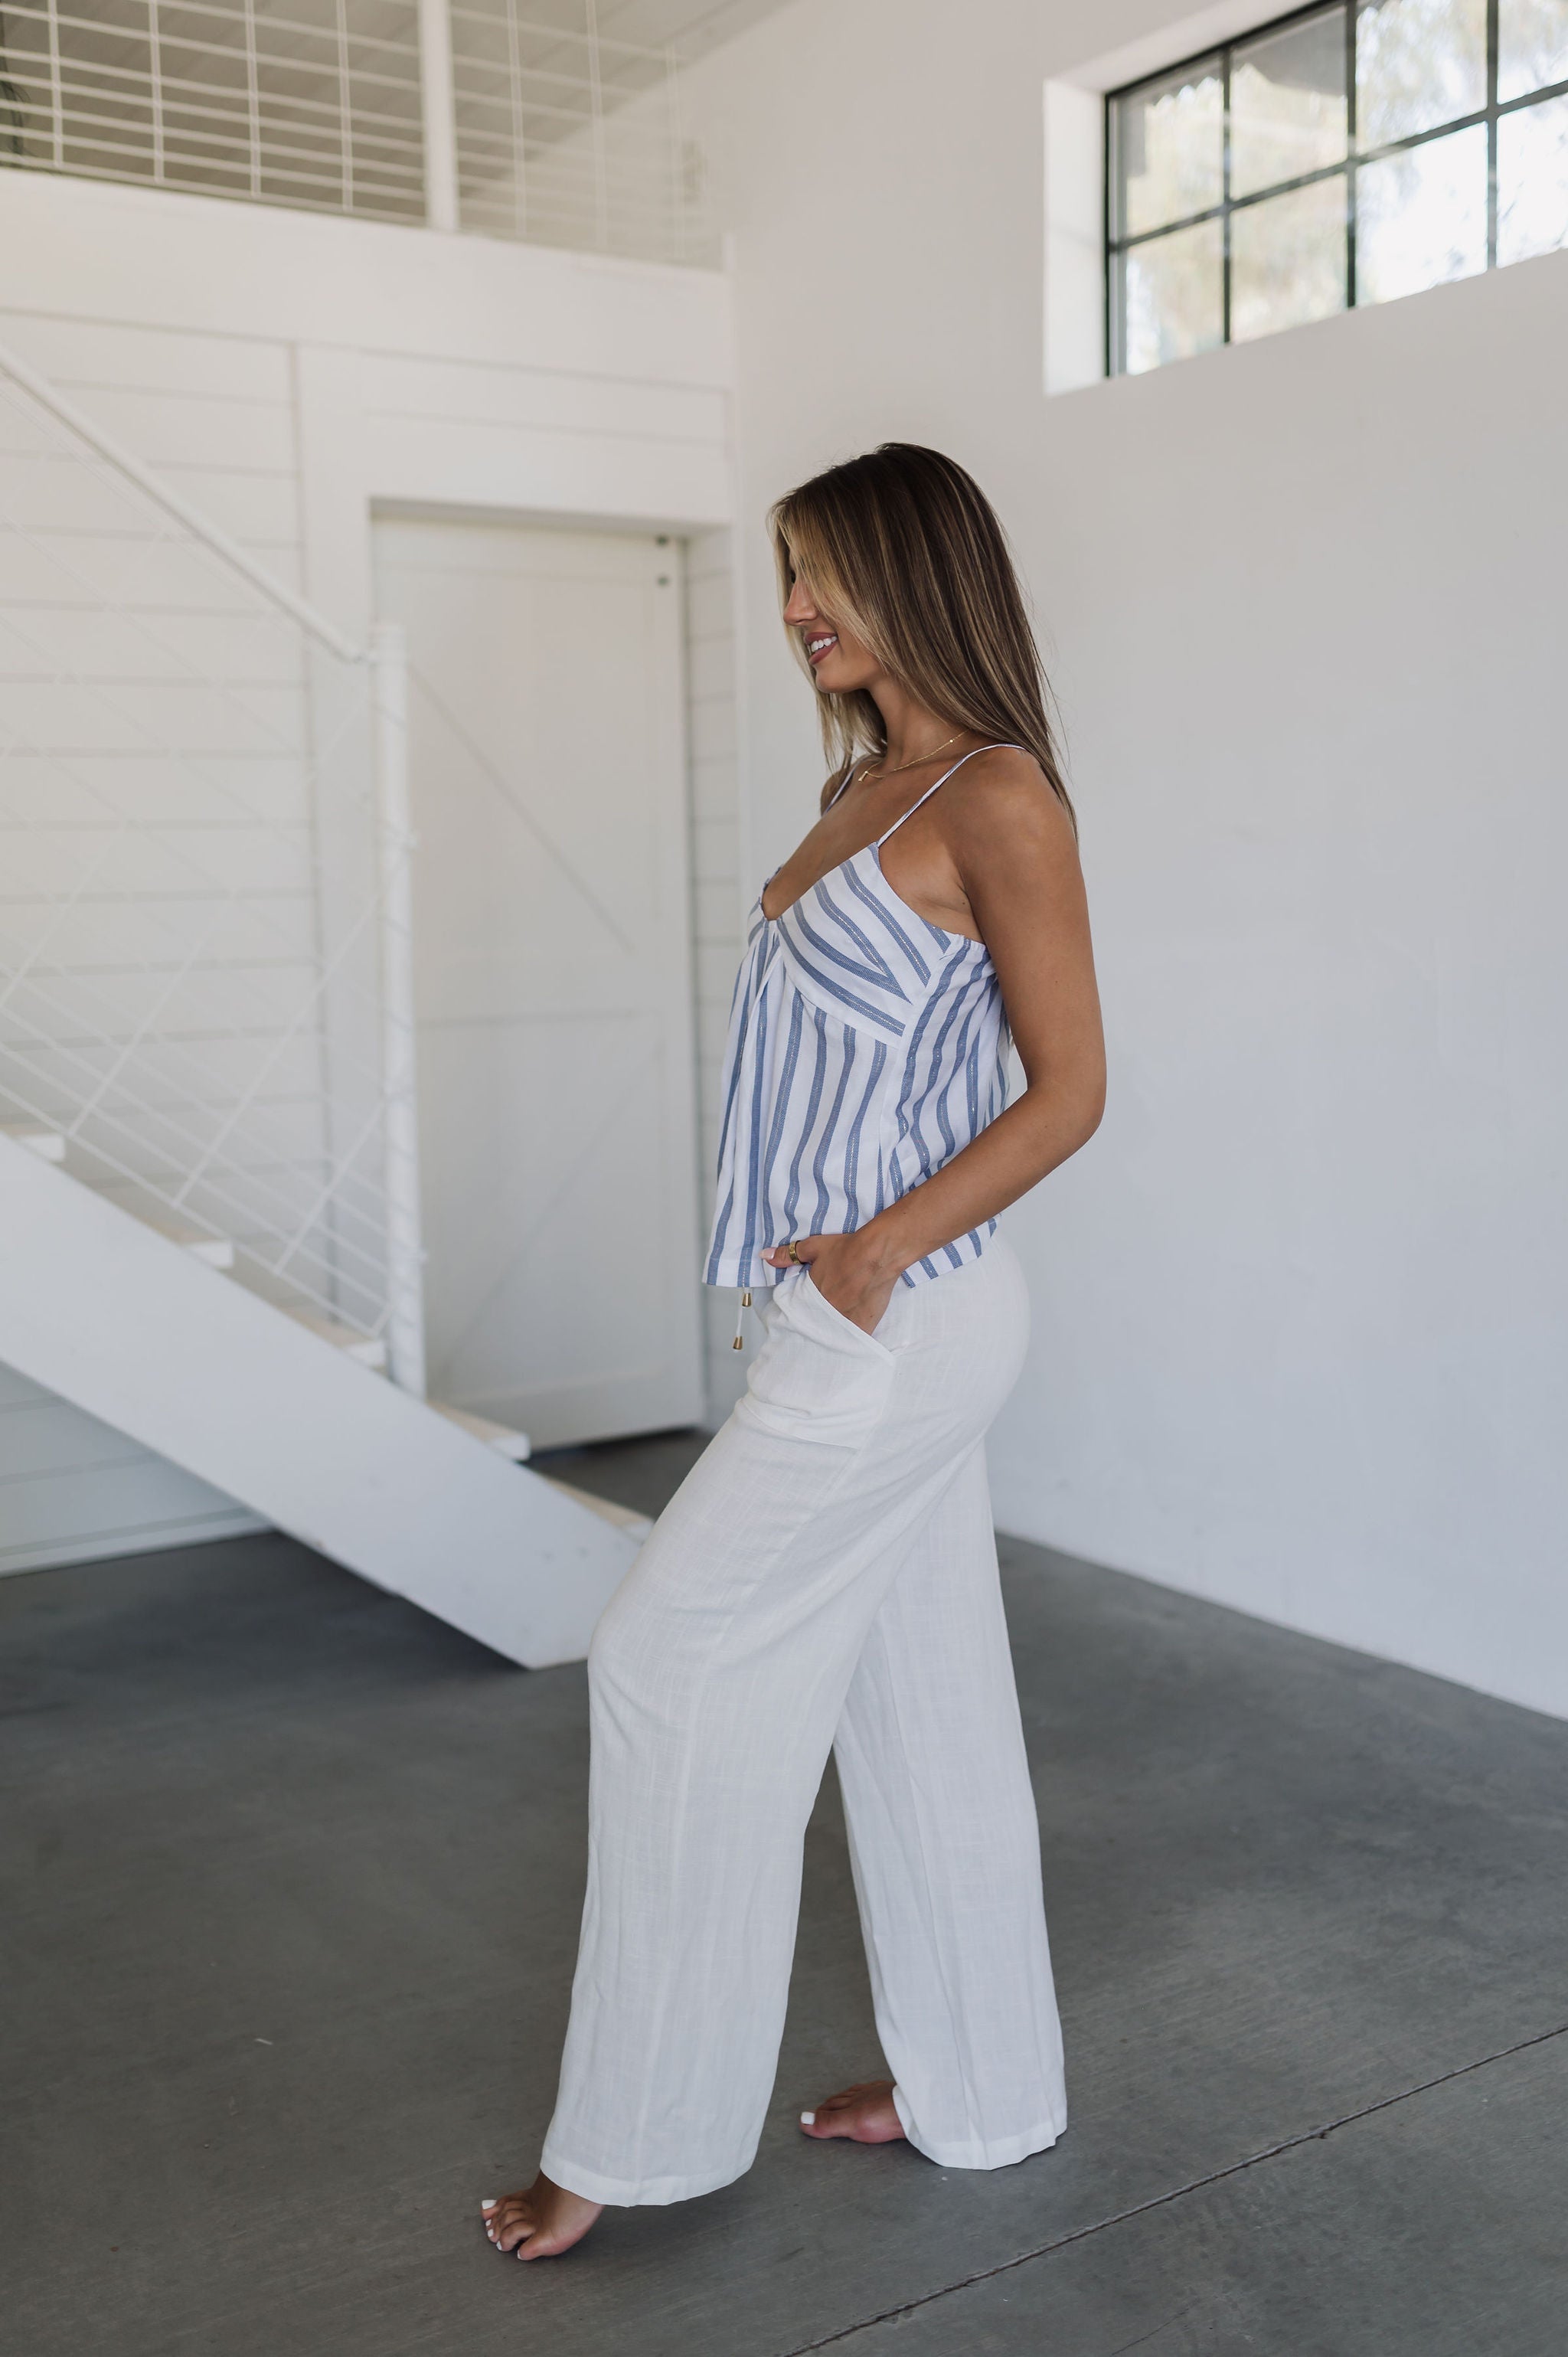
xmin=0 ymin=0 xmax=719 ymax=261
xmin=449 ymin=0 xmax=717 ymax=263
xmin=0 ymin=355 xmax=413 ymax=1351
xmin=0 ymin=0 xmax=426 ymax=222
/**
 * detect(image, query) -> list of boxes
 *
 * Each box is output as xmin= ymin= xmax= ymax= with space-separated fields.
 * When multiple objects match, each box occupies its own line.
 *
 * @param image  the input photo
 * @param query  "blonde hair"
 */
xmin=769 ymin=443 xmax=1073 ymax=832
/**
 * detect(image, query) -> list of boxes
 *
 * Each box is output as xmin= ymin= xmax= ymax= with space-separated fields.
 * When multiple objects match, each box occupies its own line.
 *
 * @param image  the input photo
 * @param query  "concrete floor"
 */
xmin=4 ymin=1428 xmax=1566 ymax=2356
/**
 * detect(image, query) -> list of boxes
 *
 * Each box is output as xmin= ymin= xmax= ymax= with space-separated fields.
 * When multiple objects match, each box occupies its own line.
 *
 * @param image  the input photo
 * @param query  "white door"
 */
xmin=374 ymin=518 xmax=704 ymax=1449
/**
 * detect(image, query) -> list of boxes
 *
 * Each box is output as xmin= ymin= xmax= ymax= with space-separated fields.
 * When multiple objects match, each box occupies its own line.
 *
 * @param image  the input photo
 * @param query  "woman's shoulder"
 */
xmin=944 ymin=743 xmax=1070 ymax=842
xmin=956 ymin=740 xmax=1046 ymax=786
xmin=818 ymin=758 xmax=858 ymax=814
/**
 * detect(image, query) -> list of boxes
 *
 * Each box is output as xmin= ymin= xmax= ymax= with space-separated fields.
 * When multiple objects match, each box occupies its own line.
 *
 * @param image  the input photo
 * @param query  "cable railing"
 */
xmin=449 ymin=2 xmax=714 ymax=263
xmin=0 ymin=0 xmax=427 ymax=222
xmin=0 ymin=332 xmax=426 ymax=1394
xmin=0 ymin=0 xmax=719 ymax=263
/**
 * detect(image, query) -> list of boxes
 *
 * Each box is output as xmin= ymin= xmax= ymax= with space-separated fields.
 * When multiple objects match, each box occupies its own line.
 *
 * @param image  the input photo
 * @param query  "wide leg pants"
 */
xmin=541 ymin=1234 xmax=1067 ymax=2205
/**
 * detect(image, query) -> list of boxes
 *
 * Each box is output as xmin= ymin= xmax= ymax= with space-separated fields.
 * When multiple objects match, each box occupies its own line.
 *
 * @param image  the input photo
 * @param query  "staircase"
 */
xmin=0 ymin=336 xmax=649 ymax=1668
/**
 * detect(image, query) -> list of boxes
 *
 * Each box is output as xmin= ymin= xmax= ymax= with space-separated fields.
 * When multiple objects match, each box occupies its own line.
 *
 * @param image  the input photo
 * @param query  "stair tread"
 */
xmin=537 ymin=1476 xmax=654 ymax=1541
xmin=283 ymin=1309 xmax=389 ymax=1370
xmin=1 ymin=1121 xmax=66 ymax=1162
xmin=137 ymin=1216 xmax=235 ymax=1269
xmin=432 ymin=1404 xmax=532 ymax=1461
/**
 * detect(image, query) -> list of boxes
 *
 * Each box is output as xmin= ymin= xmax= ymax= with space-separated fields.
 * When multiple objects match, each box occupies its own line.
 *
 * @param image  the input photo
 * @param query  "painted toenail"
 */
xmin=481 ymin=2198 xmax=496 ymax=2209
xmin=800 ymin=2110 xmax=815 ymax=2125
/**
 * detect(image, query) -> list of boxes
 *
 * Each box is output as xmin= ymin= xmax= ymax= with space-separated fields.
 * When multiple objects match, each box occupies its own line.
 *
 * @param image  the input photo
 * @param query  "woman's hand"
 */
xmin=761 ymin=1230 xmax=902 ymax=1337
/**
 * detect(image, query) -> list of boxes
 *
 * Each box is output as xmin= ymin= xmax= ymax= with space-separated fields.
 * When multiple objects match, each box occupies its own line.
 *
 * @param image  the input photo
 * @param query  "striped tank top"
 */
xmin=704 ymin=747 xmax=1015 ymax=1293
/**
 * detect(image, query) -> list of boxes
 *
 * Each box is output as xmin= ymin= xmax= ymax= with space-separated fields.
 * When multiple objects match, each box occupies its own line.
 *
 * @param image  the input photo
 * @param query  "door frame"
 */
xmin=371 ymin=502 xmax=723 ymax=1443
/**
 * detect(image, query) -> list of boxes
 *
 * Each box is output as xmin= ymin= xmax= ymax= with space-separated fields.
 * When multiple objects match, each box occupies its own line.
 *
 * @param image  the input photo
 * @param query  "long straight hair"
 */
xmin=769 ymin=443 xmax=1074 ymax=832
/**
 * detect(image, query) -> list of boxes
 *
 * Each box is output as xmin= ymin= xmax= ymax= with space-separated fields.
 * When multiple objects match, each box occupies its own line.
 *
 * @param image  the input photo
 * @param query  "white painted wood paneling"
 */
xmin=0 ymin=166 xmax=733 ymax=1571
xmin=0 ymin=311 xmax=302 ymax=565
xmin=364 ymin=353 xmax=728 ymax=446
xmin=363 ymin=411 xmax=727 ymax=532
xmin=0 ymin=306 xmax=320 ymax=1575
xmin=34 ymin=387 xmax=299 ymax=474
xmin=0 ymin=169 xmax=733 ymax=385
xmin=0 ymin=1368 xmax=261 ymax=1578
xmin=0 ymin=315 xmax=296 ymax=400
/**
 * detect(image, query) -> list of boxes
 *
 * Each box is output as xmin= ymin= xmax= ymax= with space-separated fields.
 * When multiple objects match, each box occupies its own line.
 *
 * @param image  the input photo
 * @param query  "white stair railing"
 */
xmin=0 ymin=333 xmax=426 ymax=1394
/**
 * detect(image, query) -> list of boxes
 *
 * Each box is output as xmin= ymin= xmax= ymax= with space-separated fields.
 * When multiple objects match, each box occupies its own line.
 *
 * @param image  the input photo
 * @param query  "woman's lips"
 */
xmin=806 ymin=633 xmax=838 ymax=665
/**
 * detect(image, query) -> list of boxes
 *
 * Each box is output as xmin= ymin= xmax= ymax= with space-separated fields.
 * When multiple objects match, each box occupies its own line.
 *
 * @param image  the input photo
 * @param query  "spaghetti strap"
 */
xmin=875 ymin=743 xmax=1022 ymax=846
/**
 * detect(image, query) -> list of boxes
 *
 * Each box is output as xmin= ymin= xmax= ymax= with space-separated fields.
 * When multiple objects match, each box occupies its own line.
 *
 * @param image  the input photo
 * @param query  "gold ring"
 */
xmin=787 ymin=1240 xmax=802 ymax=1265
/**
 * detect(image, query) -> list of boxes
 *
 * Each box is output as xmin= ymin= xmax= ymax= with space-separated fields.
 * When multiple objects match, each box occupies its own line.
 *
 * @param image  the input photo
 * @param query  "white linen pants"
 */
xmin=541 ymin=1234 xmax=1067 ymax=2205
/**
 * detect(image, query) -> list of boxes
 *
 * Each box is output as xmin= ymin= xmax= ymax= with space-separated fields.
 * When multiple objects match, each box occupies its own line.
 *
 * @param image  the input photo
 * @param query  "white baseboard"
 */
xmin=0 ymin=1505 xmax=269 ymax=1580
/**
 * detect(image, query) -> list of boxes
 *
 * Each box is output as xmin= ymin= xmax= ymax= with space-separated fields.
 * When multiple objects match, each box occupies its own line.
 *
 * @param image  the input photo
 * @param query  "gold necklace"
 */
xmin=857 ymin=731 xmax=965 ymax=787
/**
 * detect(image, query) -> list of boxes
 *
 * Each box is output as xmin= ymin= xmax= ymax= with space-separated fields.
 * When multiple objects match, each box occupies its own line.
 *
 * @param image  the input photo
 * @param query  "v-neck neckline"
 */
xmin=758 ymin=741 xmax=1012 ymax=938
xmin=757 ymin=839 xmax=987 ymax=954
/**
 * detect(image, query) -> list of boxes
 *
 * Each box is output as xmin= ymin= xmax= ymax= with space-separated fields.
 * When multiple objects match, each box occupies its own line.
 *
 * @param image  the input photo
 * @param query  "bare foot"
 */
xmin=480 ymin=2172 xmax=603 ymax=2261
xmin=799 ymin=2077 xmax=906 ymax=2145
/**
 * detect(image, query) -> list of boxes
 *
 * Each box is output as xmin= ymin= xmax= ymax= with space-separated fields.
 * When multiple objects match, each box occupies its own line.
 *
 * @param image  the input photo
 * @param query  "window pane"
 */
xmin=1498 ymin=0 xmax=1568 ymax=101
xmin=1356 ymin=120 xmax=1487 ymax=299
xmin=1498 ymin=91 xmax=1568 ymax=260
xmin=1119 ymin=218 xmax=1225 ymax=372
xmin=1231 ymin=175 xmax=1348 ymax=339
xmin=1114 ymin=59 xmax=1224 ymax=237
xmin=1355 ymin=0 xmax=1487 ymax=146
xmin=1231 ymin=8 xmax=1348 ymax=199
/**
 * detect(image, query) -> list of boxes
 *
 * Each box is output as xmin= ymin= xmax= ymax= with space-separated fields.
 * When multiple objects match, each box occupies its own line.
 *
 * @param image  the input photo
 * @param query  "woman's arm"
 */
xmin=763 ymin=754 xmax=1105 ymax=1332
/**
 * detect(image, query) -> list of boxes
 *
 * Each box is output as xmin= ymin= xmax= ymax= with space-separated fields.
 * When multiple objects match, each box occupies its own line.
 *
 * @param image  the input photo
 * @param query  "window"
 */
xmin=1106 ymin=0 xmax=1568 ymax=374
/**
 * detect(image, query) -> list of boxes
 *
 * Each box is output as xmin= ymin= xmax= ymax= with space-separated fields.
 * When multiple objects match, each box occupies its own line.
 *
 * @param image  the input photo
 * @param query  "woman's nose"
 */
xmin=782 ymin=584 xmax=816 ymax=626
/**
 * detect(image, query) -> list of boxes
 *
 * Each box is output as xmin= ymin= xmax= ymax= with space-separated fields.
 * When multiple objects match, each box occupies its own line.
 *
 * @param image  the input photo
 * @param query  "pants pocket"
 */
xmin=736 ymin=1267 xmax=894 ymax=1450
xmin=800 ymin=1267 xmax=895 ymax=1349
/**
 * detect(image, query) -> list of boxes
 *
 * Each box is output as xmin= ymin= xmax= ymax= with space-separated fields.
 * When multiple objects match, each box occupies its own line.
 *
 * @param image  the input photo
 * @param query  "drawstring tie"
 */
xmin=731 ymin=1288 xmax=753 ymax=1349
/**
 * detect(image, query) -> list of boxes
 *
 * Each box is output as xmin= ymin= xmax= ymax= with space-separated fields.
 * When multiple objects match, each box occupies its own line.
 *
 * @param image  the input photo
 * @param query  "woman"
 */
xmin=482 ymin=443 xmax=1105 ymax=2259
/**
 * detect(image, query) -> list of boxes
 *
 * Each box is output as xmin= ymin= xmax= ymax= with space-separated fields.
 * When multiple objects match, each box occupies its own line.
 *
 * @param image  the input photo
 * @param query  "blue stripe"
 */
xmin=783 ymin=1009 xmax=828 ymax=1239
xmin=917 ymin=983 xmax=982 ymax=1175
xmin=704 ymin=1181 xmax=737 ymax=1282
xmin=735 ymin=970 xmax=773 ymax=1273
xmin=804 ymin=874 xmax=908 ymax=989
xmin=705 ymin=939 xmax=770 ymax=1277
xmin=933 ymin=988 xmax=986 ymax=1167
xmin=790 ymin=904 xmax=897 ymax=994
xmin=712 ymin=948 xmax=758 ymax=1172
xmin=891 ymin=941 xmax=972 ymax=1154
xmin=782 ymin=941 xmax=907 ymax=1035
xmin=965 ymin=1023 xmax=983 ymax=1138
xmin=756 ymin=989 xmax=805 ymax=1244
xmin=811 ymin=1030 xmax=858 ymax=1237
xmin=841 ymin=1039 xmax=886 ymax=1229
xmin=843 ymin=855 xmax=931 ymax=982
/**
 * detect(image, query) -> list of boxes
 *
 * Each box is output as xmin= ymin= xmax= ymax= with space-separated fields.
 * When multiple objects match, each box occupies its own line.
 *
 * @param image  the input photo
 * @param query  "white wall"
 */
xmin=681 ymin=0 xmax=1568 ymax=1718
xmin=0 ymin=167 xmax=738 ymax=1571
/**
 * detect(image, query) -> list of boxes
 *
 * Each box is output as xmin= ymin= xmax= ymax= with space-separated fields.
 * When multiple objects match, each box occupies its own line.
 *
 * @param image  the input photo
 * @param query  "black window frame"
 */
xmin=1105 ymin=0 xmax=1568 ymax=375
